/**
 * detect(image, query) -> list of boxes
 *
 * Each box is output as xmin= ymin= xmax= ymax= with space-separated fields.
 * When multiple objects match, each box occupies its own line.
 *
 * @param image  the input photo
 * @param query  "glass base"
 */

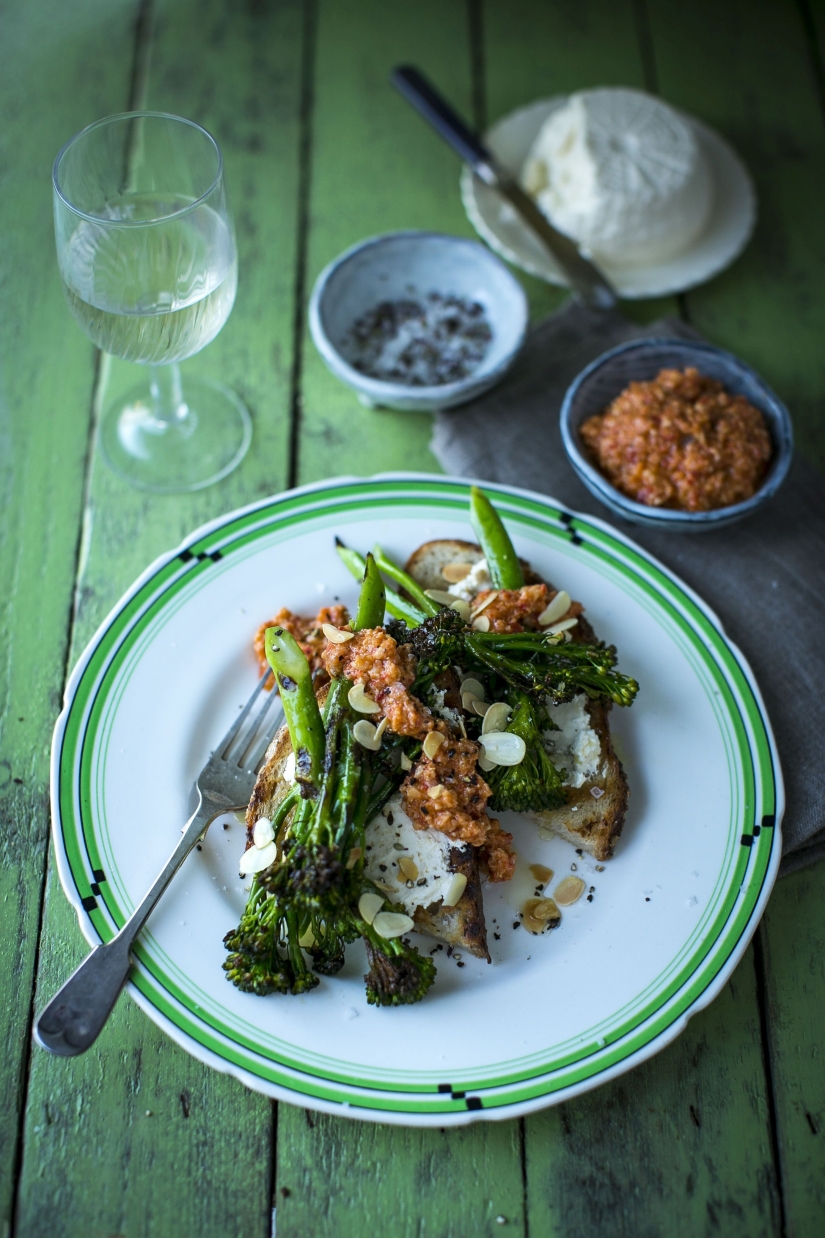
xmin=99 ymin=373 xmax=252 ymax=493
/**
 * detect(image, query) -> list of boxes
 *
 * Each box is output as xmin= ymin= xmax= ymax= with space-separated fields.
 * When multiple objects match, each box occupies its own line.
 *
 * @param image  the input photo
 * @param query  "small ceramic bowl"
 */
xmin=308 ymin=231 xmax=528 ymax=413
xmin=560 ymin=337 xmax=794 ymax=531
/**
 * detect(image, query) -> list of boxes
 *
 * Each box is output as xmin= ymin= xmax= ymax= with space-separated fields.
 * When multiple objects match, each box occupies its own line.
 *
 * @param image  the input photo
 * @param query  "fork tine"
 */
xmin=231 ymin=684 xmax=285 ymax=769
xmin=244 ymin=699 xmax=286 ymax=773
xmin=217 ymin=669 xmax=274 ymax=759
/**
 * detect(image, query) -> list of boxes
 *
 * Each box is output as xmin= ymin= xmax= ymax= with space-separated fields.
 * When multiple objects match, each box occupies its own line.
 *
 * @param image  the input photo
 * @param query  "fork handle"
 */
xmin=35 ymin=797 xmax=221 ymax=1056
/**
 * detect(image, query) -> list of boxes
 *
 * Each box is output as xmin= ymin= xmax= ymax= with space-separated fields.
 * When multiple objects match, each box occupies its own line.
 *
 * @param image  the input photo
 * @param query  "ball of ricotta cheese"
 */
xmin=521 ymin=87 xmax=713 ymax=268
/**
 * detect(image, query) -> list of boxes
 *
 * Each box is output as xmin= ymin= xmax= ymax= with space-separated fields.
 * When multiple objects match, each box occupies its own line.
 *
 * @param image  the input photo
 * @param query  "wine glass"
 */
xmin=53 ymin=112 xmax=251 ymax=493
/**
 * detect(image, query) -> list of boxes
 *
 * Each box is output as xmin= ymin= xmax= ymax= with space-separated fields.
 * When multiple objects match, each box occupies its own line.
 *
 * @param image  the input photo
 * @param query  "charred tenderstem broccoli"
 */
xmin=485 ymin=689 xmax=567 ymax=813
xmin=225 ymin=555 xmax=437 ymax=1003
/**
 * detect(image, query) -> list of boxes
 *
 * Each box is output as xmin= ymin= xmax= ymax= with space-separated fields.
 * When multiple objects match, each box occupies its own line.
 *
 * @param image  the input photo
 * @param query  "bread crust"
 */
xmin=405 ymin=540 xmax=629 ymax=861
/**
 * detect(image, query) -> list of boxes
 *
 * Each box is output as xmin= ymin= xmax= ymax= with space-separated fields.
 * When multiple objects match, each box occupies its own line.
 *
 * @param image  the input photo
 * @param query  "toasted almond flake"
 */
xmin=471 ymin=614 xmax=491 ymax=632
xmin=441 ymin=872 xmax=467 ymax=907
xmin=398 ymin=856 xmax=419 ymax=881
xmin=470 ymin=591 xmax=499 ymax=617
xmin=529 ymin=864 xmax=554 ymax=885
xmin=482 ymin=702 xmax=512 ymax=734
xmin=538 ymin=826 xmax=555 ymax=841
xmin=239 ymin=840 xmax=278 ymax=876
xmin=353 ymin=719 xmax=384 ymax=751
xmin=590 ymin=785 xmax=605 ymax=799
xmin=348 ymin=682 xmax=381 ymax=714
xmin=374 ymin=716 xmax=389 ymax=742
xmin=554 ymin=875 xmax=586 ymax=906
xmin=322 ymin=623 xmax=354 ymax=644
xmin=522 ymin=896 xmax=561 ymax=933
xmin=346 ymin=846 xmax=363 ymax=870
xmin=374 ymin=880 xmax=396 ymax=895
xmin=460 ymin=677 xmax=486 ymax=700
xmin=442 ymin=561 xmax=473 ymax=583
xmin=422 ymin=730 xmax=446 ymax=759
xmin=424 ymin=589 xmax=471 ymax=622
xmin=479 ymin=731 xmax=526 ymax=766
xmin=450 ymin=599 xmax=472 ymax=622
xmin=373 ymin=911 xmax=414 ymax=939
xmin=469 ymin=698 xmax=489 ymax=718
xmin=298 ymin=926 xmax=316 ymax=948
xmin=358 ymin=891 xmax=385 ymax=925
xmin=400 ymin=751 xmax=413 ymax=771
xmin=537 ymin=590 xmax=571 ymax=627
xmin=478 ymin=753 xmax=496 ymax=772
xmin=547 ymin=617 xmax=579 ymax=636
xmin=252 ymin=817 xmax=275 ymax=848
xmin=283 ymin=751 xmax=296 ymax=783
xmin=427 ymin=783 xmax=447 ymax=799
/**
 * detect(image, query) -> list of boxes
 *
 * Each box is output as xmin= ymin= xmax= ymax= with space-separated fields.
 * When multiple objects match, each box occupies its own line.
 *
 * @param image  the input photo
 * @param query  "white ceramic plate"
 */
xmin=461 ymin=97 xmax=757 ymax=299
xmin=52 ymin=474 xmax=782 ymax=1125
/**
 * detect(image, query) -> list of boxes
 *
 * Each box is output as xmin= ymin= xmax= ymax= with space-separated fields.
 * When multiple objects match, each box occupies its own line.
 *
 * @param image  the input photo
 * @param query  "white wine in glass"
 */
xmin=53 ymin=113 xmax=250 ymax=493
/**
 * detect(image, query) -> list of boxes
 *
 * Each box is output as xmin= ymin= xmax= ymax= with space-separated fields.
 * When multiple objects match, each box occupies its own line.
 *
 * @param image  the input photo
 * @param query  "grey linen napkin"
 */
xmin=431 ymin=302 xmax=825 ymax=876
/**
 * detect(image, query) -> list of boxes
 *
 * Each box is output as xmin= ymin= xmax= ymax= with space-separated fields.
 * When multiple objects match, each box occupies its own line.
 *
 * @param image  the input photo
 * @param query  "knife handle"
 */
xmin=392 ymin=65 xmax=495 ymax=180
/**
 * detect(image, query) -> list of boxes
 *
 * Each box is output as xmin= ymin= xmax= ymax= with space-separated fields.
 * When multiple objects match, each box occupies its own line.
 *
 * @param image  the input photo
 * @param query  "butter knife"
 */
xmin=392 ymin=65 xmax=617 ymax=310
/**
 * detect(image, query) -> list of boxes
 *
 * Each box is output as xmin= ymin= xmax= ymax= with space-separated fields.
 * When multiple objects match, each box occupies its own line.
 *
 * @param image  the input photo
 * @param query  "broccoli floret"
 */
xmin=363 ymin=937 xmax=437 ymax=1007
xmin=307 ymin=912 xmax=360 ymax=976
xmin=467 ymin=634 xmax=639 ymax=707
xmin=222 ymin=885 xmax=319 ymax=996
xmin=486 ymin=691 xmax=567 ymax=813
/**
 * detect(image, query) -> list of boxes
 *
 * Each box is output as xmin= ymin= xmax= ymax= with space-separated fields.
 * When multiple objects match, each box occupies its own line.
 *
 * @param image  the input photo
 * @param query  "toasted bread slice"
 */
xmin=405 ymin=540 xmax=629 ymax=862
xmin=246 ymin=683 xmax=490 ymax=960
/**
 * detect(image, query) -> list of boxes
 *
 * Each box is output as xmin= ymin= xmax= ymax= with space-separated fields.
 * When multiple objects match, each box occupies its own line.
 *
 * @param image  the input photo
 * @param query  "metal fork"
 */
xmin=35 ymin=670 xmax=283 ymax=1057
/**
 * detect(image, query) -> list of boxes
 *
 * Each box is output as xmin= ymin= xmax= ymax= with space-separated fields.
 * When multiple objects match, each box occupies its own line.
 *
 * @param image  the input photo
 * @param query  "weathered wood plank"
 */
xmin=14 ymin=0 xmax=307 ymax=1232
xmin=294 ymin=0 xmax=480 ymax=486
xmin=277 ymin=1107 xmax=525 ymax=1237
xmin=648 ymin=0 xmax=825 ymax=473
xmin=758 ymin=864 xmax=825 ymax=1237
xmin=525 ymin=952 xmax=778 ymax=1237
xmin=0 ymin=1 xmax=139 ymax=1229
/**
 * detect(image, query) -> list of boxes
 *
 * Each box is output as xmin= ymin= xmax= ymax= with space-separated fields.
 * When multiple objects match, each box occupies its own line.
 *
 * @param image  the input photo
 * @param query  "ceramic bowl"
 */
xmin=308 ymin=231 xmax=528 ymax=412
xmin=560 ymin=337 xmax=794 ymax=531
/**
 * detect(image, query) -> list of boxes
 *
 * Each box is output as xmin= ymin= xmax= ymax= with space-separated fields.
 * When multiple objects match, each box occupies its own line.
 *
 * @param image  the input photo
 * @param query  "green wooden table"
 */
xmin=3 ymin=1 xmax=824 ymax=1233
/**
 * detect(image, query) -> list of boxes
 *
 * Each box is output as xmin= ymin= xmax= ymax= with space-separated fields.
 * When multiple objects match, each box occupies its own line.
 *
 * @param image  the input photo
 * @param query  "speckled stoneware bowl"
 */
xmin=560 ymin=337 xmax=794 ymax=532
xmin=308 ymin=231 xmax=528 ymax=413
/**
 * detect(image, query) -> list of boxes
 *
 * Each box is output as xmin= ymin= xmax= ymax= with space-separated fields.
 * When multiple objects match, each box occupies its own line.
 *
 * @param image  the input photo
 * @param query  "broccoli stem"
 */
xmin=336 ymin=539 xmax=425 ymax=626
xmin=265 ymin=627 xmax=326 ymax=795
xmin=371 ymin=545 xmax=440 ymax=617
xmin=470 ymin=486 xmax=524 ymax=589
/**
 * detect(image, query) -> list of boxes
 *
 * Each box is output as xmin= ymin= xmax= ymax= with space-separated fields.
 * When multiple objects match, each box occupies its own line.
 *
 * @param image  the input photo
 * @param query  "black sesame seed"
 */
xmin=513 ymin=921 xmax=520 ymax=930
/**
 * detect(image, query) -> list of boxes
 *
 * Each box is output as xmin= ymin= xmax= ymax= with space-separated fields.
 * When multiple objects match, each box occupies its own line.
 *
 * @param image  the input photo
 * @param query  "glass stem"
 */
xmin=149 ymin=363 xmax=191 ymax=428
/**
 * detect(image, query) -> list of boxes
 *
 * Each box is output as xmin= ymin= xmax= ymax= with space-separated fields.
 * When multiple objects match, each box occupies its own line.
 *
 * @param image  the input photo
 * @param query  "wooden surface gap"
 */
xmin=518 ymin=1117 xmax=530 ymax=1238
xmin=630 ymin=0 xmax=659 ymax=94
xmin=794 ymin=0 xmax=825 ymax=131
xmin=287 ymin=0 xmax=319 ymax=490
xmin=126 ymin=0 xmax=155 ymax=112
xmin=752 ymin=925 xmax=789 ymax=1238
xmin=467 ymin=0 xmax=487 ymax=133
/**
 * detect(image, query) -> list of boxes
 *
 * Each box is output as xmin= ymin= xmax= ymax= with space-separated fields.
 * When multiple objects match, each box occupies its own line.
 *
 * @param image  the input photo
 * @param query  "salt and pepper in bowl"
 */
xmin=308 ymin=231 xmax=528 ymax=413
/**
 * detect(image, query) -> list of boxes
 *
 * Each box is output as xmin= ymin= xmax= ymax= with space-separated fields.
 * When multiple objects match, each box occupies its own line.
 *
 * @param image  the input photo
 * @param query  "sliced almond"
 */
xmin=522 ymin=896 xmax=561 ymax=933
xmin=537 ymin=591 xmax=571 ymax=627
xmin=470 ymin=591 xmax=499 ymax=617
xmin=322 ymin=623 xmax=354 ymax=644
xmin=479 ymin=731 xmax=526 ymax=767
xmin=282 ymin=751 xmax=296 ymax=783
xmin=471 ymin=615 xmax=491 ymax=632
xmin=460 ymin=677 xmax=486 ymax=700
xmin=442 ymin=561 xmax=473 ymax=583
xmin=422 ymin=730 xmax=446 ymax=759
xmin=239 ymin=840 xmax=278 ymax=876
xmin=450 ymin=599 xmax=471 ymax=622
xmin=346 ymin=846 xmax=363 ymax=870
xmin=546 ymin=617 xmax=579 ymax=637
xmin=469 ymin=698 xmax=489 ymax=718
xmin=348 ymin=682 xmax=381 ymax=714
xmin=441 ymin=872 xmax=467 ymax=907
xmin=427 ymin=783 xmax=448 ymax=799
xmin=353 ymin=718 xmax=385 ymax=751
xmin=482 ymin=702 xmax=512 ymax=734
xmin=529 ymin=864 xmax=554 ymax=885
xmin=298 ymin=925 xmax=316 ymax=948
xmin=400 ymin=751 xmax=413 ymax=771
xmin=252 ymin=817 xmax=275 ymax=848
xmin=373 ymin=911 xmax=414 ymax=939
xmin=398 ymin=857 xmax=419 ymax=881
xmin=358 ymin=891 xmax=385 ymax=925
xmin=554 ymin=875 xmax=586 ymax=906
xmin=424 ymin=589 xmax=471 ymax=621
xmin=478 ymin=753 xmax=495 ymax=772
